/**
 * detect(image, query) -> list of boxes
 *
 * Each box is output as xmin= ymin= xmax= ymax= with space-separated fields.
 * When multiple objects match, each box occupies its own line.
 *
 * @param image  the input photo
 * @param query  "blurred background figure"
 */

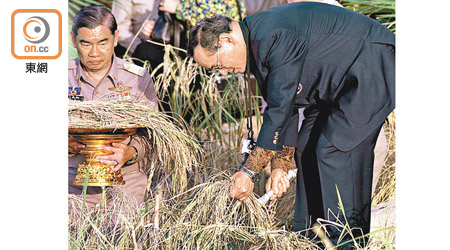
xmin=112 ymin=0 xmax=165 ymax=71
xmin=243 ymin=0 xmax=285 ymax=15
xmin=112 ymin=0 xmax=159 ymax=58
xmin=286 ymin=0 xmax=342 ymax=7
xmin=159 ymin=0 xmax=246 ymax=28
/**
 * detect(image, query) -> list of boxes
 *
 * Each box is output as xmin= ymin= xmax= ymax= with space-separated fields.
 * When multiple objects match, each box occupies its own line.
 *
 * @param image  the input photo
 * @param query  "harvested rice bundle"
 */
xmin=68 ymin=99 xmax=202 ymax=194
xmin=251 ymin=229 xmax=320 ymax=250
xmin=161 ymin=173 xmax=313 ymax=249
xmin=160 ymin=174 xmax=318 ymax=249
xmin=163 ymin=175 xmax=271 ymax=249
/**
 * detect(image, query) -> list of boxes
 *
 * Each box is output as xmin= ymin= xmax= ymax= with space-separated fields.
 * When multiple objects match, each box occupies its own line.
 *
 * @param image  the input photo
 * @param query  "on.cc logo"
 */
xmin=11 ymin=9 xmax=61 ymax=59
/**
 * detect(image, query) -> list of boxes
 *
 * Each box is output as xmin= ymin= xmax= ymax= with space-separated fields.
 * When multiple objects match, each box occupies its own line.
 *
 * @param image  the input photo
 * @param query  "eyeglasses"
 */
xmin=211 ymin=46 xmax=223 ymax=72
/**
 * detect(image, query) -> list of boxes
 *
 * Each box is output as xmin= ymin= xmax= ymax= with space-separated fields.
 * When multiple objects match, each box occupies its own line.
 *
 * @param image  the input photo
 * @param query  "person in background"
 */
xmin=112 ymin=0 xmax=166 ymax=71
xmin=112 ymin=0 xmax=159 ymax=58
xmin=243 ymin=0 xmax=285 ymax=15
xmin=68 ymin=5 xmax=158 ymax=207
xmin=287 ymin=0 xmax=342 ymax=6
xmin=158 ymin=0 xmax=246 ymax=28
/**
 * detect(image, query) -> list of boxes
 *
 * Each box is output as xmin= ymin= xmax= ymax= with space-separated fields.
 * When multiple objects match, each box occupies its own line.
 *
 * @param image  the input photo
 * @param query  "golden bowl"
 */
xmin=69 ymin=127 xmax=138 ymax=186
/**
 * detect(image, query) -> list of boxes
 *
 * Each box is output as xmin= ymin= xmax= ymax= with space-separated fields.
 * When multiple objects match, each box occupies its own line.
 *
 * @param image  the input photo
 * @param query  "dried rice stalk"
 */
xmin=372 ymin=111 xmax=396 ymax=205
xmin=160 ymin=173 xmax=317 ymax=249
xmin=68 ymin=99 xmax=202 ymax=194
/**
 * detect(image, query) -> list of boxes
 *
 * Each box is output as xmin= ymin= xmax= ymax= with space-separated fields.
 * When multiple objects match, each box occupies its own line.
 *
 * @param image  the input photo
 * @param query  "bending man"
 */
xmin=187 ymin=2 xmax=394 ymax=248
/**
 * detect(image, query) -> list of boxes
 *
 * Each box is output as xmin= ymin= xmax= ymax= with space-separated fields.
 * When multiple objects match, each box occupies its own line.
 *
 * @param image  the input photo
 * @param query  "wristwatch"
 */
xmin=125 ymin=146 xmax=138 ymax=165
xmin=239 ymin=166 xmax=260 ymax=183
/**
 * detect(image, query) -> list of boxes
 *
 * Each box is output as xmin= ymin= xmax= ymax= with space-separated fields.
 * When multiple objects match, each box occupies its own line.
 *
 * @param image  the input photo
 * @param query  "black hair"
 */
xmin=187 ymin=15 xmax=233 ymax=57
xmin=71 ymin=5 xmax=117 ymax=38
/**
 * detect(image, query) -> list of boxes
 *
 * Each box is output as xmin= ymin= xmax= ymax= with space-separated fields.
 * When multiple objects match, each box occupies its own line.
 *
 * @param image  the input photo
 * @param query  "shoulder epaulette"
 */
xmin=123 ymin=61 xmax=145 ymax=77
xmin=68 ymin=59 xmax=78 ymax=70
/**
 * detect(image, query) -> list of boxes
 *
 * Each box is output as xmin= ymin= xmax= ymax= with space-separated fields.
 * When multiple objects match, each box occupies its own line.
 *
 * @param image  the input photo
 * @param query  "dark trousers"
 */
xmin=293 ymin=107 xmax=381 ymax=249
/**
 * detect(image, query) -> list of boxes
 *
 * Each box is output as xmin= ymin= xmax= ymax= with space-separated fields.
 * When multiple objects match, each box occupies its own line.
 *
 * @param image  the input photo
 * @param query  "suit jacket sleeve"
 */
xmin=255 ymin=29 xmax=307 ymax=151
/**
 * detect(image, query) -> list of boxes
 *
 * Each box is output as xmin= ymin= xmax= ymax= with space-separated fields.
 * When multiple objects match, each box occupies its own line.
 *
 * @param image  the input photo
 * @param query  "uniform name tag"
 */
xmin=68 ymin=95 xmax=84 ymax=101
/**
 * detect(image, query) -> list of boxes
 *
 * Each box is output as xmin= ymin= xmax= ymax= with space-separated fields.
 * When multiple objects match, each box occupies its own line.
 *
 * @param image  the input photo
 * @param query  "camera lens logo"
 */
xmin=23 ymin=16 xmax=50 ymax=44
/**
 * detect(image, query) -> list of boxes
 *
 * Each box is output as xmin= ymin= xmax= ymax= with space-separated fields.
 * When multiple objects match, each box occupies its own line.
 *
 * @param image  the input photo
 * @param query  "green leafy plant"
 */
xmin=342 ymin=0 xmax=396 ymax=32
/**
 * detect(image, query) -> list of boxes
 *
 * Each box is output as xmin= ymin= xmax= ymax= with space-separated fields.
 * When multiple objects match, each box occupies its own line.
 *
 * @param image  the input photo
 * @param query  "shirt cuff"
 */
xmin=270 ymin=145 xmax=296 ymax=172
xmin=242 ymin=146 xmax=277 ymax=174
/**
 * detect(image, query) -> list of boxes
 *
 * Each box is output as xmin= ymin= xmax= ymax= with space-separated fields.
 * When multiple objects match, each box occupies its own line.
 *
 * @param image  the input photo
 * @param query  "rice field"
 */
xmin=68 ymin=45 xmax=396 ymax=249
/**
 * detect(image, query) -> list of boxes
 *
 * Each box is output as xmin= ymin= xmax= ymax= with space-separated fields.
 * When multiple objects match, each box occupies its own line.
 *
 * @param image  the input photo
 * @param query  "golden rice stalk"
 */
xmin=372 ymin=110 xmax=396 ymax=205
xmin=175 ymin=180 xmax=272 ymax=226
xmin=68 ymin=180 xmax=319 ymax=250
xmin=163 ymin=173 xmax=272 ymax=248
xmin=160 ymin=173 xmax=316 ymax=249
xmin=68 ymin=99 xmax=202 ymax=194
xmin=69 ymin=189 xmax=172 ymax=249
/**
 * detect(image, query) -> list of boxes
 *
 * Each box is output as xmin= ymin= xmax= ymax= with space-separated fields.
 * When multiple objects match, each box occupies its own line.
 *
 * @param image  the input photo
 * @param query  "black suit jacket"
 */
xmin=239 ymin=2 xmax=395 ymax=152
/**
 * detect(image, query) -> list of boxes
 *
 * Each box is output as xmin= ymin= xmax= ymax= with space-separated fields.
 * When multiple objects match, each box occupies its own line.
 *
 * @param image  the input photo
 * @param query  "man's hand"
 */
xmin=142 ymin=20 xmax=155 ymax=37
xmin=266 ymin=168 xmax=290 ymax=200
xmin=69 ymin=137 xmax=85 ymax=154
xmin=96 ymin=142 xmax=137 ymax=173
xmin=229 ymin=171 xmax=254 ymax=202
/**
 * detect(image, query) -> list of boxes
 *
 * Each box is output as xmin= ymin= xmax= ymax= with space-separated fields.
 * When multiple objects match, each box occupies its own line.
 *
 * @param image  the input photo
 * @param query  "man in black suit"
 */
xmin=187 ymin=2 xmax=395 ymax=248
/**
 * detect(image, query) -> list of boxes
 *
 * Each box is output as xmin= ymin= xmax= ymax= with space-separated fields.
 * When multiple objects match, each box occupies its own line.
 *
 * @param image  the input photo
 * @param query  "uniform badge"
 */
xmin=108 ymin=92 xmax=131 ymax=100
xmin=68 ymin=86 xmax=84 ymax=101
xmin=108 ymin=82 xmax=132 ymax=93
